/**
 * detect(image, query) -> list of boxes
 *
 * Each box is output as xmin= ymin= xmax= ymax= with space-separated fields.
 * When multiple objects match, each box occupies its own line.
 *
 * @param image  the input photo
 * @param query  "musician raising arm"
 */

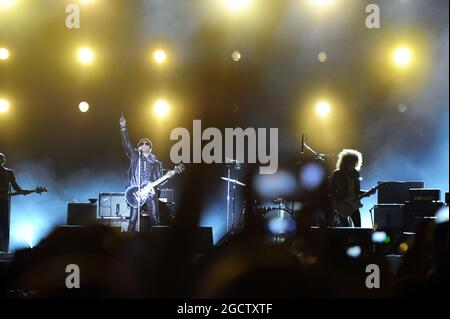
xmin=119 ymin=113 xmax=163 ymax=231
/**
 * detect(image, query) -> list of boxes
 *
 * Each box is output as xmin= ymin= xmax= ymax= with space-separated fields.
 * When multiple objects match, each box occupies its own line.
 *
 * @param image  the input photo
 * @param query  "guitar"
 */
xmin=0 ymin=186 xmax=48 ymax=199
xmin=334 ymin=183 xmax=385 ymax=217
xmin=125 ymin=164 xmax=185 ymax=208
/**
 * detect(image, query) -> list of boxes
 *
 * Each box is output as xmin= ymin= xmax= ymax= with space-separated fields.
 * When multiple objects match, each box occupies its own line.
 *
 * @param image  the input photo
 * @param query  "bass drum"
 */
xmin=263 ymin=207 xmax=297 ymax=241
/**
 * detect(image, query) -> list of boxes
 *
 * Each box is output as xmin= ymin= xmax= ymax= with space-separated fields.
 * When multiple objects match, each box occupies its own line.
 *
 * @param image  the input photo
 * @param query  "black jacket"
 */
xmin=0 ymin=166 xmax=23 ymax=195
xmin=120 ymin=127 xmax=163 ymax=188
xmin=330 ymin=169 xmax=361 ymax=203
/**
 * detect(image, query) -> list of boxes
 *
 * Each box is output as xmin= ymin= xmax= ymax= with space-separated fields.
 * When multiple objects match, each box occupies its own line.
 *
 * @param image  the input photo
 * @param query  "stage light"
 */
xmin=0 ymin=0 xmax=17 ymax=9
xmin=0 ymin=99 xmax=10 ymax=113
xmin=153 ymin=49 xmax=167 ymax=65
xmin=222 ymin=0 xmax=253 ymax=12
xmin=0 ymin=48 xmax=10 ymax=61
xmin=231 ymin=50 xmax=242 ymax=62
xmin=318 ymin=52 xmax=327 ymax=62
xmin=77 ymin=47 xmax=94 ymax=65
xmin=315 ymin=100 xmax=331 ymax=118
xmin=311 ymin=0 xmax=334 ymax=7
xmin=15 ymin=223 xmax=35 ymax=248
xmin=393 ymin=47 xmax=413 ymax=68
xmin=153 ymin=99 xmax=170 ymax=118
xmin=79 ymin=101 xmax=90 ymax=112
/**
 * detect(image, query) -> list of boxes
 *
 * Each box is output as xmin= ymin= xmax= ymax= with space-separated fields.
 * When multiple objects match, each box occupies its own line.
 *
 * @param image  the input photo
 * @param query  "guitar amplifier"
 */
xmin=409 ymin=188 xmax=440 ymax=202
xmin=374 ymin=204 xmax=404 ymax=229
xmin=98 ymin=192 xmax=130 ymax=219
xmin=377 ymin=181 xmax=424 ymax=204
xmin=67 ymin=202 xmax=97 ymax=226
xmin=159 ymin=188 xmax=174 ymax=204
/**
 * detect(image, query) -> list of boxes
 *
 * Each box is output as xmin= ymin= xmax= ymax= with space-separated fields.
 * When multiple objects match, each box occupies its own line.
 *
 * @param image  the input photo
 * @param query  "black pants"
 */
xmin=0 ymin=199 xmax=10 ymax=252
xmin=335 ymin=210 xmax=361 ymax=228
xmin=128 ymin=195 xmax=159 ymax=232
xmin=351 ymin=210 xmax=361 ymax=227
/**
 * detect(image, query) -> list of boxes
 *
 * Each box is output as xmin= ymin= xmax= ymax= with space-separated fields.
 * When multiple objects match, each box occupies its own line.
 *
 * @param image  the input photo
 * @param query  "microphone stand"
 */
xmin=302 ymin=142 xmax=338 ymax=161
xmin=225 ymin=159 xmax=241 ymax=234
xmin=137 ymin=150 xmax=141 ymax=232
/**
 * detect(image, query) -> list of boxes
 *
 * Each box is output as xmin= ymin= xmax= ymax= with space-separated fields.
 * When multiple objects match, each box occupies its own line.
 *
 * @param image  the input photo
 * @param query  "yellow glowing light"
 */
xmin=316 ymin=100 xmax=331 ymax=118
xmin=79 ymin=101 xmax=90 ymax=113
xmin=318 ymin=51 xmax=327 ymax=62
xmin=79 ymin=0 xmax=94 ymax=4
xmin=231 ymin=50 xmax=242 ymax=62
xmin=77 ymin=47 xmax=94 ymax=65
xmin=0 ymin=48 xmax=10 ymax=60
xmin=0 ymin=0 xmax=17 ymax=9
xmin=0 ymin=99 xmax=10 ymax=113
xmin=393 ymin=47 xmax=413 ymax=68
xmin=222 ymin=0 xmax=253 ymax=12
xmin=311 ymin=0 xmax=334 ymax=7
xmin=153 ymin=50 xmax=167 ymax=65
xmin=153 ymin=99 xmax=170 ymax=118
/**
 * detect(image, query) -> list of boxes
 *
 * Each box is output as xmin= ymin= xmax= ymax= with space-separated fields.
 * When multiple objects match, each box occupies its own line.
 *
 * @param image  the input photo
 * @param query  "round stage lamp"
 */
xmin=0 ymin=99 xmax=10 ymax=113
xmin=393 ymin=47 xmax=413 ymax=68
xmin=77 ymin=47 xmax=94 ymax=65
xmin=153 ymin=50 xmax=167 ymax=65
xmin=79 ymin=101 xmax=90 ymax=113
xmin=0 ymin=48 xmax=10 ymax=61
xmin=153 ymin=99 xmax=170 ymax=118
xmin=316 ymin=100 xmax=331 ymax=118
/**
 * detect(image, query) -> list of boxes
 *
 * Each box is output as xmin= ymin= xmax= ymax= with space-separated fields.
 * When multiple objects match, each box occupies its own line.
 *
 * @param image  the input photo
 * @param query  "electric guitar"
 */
xmin=125 ymin=164 xmax=185 ymax=208
xmin=334 ymin=183 xmax=385 ymax=217
xmin=0 ymin=186 xmax=47 ymax=199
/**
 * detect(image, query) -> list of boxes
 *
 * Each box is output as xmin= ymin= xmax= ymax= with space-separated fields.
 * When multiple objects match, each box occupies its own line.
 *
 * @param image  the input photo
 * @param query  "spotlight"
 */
xmin=231 ymin=50 xmax=242 ymax=62
xmin=0 ymin=48 xmax=10 ymax=61
xmin=318 ymin=52 xmax=327 ymax=62
xmin=79 ymin=101 xmax=90 ymax=112
xmin=311 ymin=0 xmax=334 ymax=7
xmin=0 ymin=98 xmax=10 ymax=113
xmin=153 ymin=99 xmax=170 ymax=118
xmin=222 ymin=0 xmax=252 ymax=12
xmin=316 ymin=100 xmax=331 ymax=118
xmin=77 ymin=47 xmax=94 ymax=65
xmin=393 ymin=47 xmax=413 ymax=68
xmin=153 ymin=49 xmax=167 ymax=65
xmin=15 ymin=223 xmax=35 ymax=248
xmin=0 ymin=0 xmax=16 ymax=9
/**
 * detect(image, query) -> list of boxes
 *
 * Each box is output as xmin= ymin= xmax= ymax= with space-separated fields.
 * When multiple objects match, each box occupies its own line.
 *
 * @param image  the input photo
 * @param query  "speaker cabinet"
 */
xmin=67 ymin=203 xmax=97 ymax=226
xmin=374 ymin=204 xmax=404 ymax=229
xmin=98 ymin=192 xmax=130 ymax=218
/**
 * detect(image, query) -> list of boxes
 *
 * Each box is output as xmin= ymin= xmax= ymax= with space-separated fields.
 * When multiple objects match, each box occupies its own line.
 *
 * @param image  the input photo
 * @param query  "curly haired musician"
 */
xmin=330 ymin=149 xmax=366 ymax=227
xmin=119 ymin=114 xmax=163 ymax=231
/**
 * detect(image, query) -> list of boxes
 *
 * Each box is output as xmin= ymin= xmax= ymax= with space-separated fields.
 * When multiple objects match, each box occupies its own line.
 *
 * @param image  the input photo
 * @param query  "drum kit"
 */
xmin=221 ymin=158 xmax=300 ymax=242
xmin=221 ymin=137 xmax=335 ymax=242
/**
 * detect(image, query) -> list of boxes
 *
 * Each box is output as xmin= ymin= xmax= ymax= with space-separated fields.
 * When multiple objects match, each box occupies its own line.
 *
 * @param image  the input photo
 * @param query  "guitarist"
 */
xmin=119 ymin=114 xmax=164 ymax=231
xmin=330 ymin=149 xmax=373 ymax=227
xmin=0 ymin=153 xmax=26 ymax=252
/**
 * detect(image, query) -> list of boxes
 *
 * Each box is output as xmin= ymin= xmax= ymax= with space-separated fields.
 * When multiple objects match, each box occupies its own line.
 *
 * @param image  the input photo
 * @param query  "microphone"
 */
xmin=226 ymin=158 xmax=240 ymax=164
xmin=301 ymin=131 xmax=305 ymax=154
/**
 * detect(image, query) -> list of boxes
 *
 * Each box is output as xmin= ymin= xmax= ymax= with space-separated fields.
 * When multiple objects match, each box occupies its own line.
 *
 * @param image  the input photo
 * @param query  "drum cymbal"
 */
xmin=220 ymin=177 xmax=246 ymax=186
